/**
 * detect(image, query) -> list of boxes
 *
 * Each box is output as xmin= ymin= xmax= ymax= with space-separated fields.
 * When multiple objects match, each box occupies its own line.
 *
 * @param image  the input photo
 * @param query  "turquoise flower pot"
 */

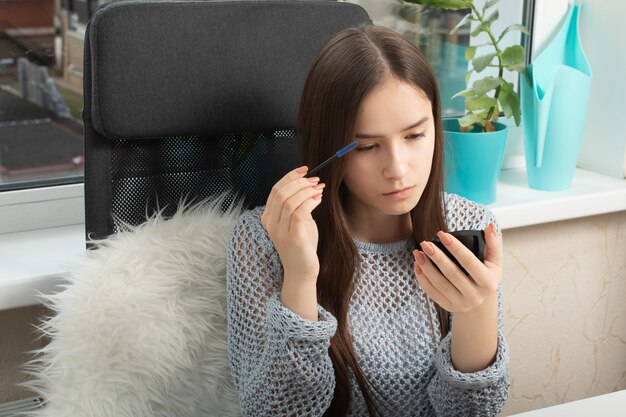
xmin=443 ymin=119 xmax=507 ymax=204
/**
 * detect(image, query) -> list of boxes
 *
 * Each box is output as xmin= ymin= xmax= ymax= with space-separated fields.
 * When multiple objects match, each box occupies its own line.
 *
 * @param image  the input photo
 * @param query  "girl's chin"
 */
xmin=380 ymin=199 xmax=419 ymax=216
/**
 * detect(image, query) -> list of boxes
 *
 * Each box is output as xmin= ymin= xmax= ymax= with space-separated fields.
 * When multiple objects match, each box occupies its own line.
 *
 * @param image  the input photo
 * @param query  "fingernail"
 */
xmin=313 ymin=183 xmax=325 ymax=190
xmin=313 ymin=194 xmax=322 ymax=200
xmin=308 ymin=177 xmax=320 ymax=183
xmin=296 ymin=166 xmax=308 ymax=174
xmin=438 ymin=231 xmax=452 ymax=246
xmin=415 ymin=251 xmax=426 ymax=265
xmin=420 ymin=241 xmax=435 ymax=256
xmin=415 ymin=264 xmax=422 ymax=275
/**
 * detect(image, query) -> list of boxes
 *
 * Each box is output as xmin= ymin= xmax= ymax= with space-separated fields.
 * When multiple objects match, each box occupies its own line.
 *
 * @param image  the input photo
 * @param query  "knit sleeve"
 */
xmin=226 ymin=207 xmax=338 ymax=416
xmin=427 ymin=194 xmax=510 ymax=416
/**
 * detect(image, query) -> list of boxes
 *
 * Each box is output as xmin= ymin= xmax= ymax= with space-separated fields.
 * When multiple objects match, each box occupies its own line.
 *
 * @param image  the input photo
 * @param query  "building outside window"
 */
xmin=0 ymin=0 xmax=101 ymax=192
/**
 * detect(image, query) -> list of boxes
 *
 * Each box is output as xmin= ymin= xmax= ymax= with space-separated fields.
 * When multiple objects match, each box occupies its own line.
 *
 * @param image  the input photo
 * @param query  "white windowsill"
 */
xmin=492 ymin=167 xmax=626 ymax=229
xmin=1 ymin=166 xmax=625 ymax=311
xmin=0 ymin=225 xmax=85 ymax=311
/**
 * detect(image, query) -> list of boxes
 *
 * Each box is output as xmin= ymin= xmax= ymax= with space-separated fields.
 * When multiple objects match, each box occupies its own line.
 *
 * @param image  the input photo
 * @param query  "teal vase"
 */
xmin=520 ymin=2 xmax=592 ymax=191
xmin=443 ymin=118 xmax=507 ymax=204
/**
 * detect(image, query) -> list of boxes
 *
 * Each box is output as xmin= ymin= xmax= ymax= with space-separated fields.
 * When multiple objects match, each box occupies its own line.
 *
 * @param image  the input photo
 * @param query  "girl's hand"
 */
xmin=261 ymin=166 xmax=325 ymax=282
xmin=412 ymin=223 xmax=503 ymax=313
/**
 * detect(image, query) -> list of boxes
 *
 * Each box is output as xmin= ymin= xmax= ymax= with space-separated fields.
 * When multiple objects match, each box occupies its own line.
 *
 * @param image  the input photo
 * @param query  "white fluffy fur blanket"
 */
xmin=23 ymin=195 xmax=243 ymax=417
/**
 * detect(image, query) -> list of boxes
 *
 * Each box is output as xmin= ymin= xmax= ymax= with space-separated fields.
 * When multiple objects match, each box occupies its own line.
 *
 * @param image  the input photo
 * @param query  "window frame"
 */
xmin=0 ymin=183 xmax=84 ymax=234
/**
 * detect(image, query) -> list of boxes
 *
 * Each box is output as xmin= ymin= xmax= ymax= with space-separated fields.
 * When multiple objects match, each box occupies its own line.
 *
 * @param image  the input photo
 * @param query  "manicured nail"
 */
xmin=420 ymin=241 xmax=435 ymax=256
xmin=415 ymin=251 xmax=427 ymax=265
xmin=313 ymin=183 xmax=325 ymax=190
xmin=438 ymin=231 xmax=452 ymax=246
xmin=296 ymin=166 xmax=308 ymax=174
xmin=308 ymin=177 xmax=320 ymax=183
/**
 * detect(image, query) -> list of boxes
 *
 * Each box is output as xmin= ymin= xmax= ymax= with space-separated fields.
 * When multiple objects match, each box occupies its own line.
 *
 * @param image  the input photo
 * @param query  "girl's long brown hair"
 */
xmin=297 ymin=25 xmax=449 ymax=416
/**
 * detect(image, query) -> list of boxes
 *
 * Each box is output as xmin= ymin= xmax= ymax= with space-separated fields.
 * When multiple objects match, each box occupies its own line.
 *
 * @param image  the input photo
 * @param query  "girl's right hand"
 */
xmin=261 ymin=166 xmax=325 ymax=283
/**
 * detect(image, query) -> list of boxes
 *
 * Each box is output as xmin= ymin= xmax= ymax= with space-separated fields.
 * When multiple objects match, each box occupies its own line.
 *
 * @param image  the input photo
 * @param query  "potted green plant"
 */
xmin=400 ymin=0 xmax=528 ymax=204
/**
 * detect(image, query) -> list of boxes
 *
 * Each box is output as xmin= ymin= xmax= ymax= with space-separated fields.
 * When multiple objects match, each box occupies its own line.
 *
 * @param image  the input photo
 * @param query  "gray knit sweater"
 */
xmin=226 ymin=193 xmax=510 ymax=416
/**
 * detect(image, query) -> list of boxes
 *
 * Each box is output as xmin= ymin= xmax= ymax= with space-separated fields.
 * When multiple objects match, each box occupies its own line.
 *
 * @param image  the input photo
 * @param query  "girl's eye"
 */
xmin=356 ymin=144 xmax=376 ymax=152
xmin=406 ymin=132 xmax=425 ymax=140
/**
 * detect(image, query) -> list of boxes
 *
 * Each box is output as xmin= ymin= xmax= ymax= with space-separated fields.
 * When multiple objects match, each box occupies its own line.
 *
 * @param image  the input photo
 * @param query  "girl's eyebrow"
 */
xmin=355 ymin=116 xmax=429 ymax=139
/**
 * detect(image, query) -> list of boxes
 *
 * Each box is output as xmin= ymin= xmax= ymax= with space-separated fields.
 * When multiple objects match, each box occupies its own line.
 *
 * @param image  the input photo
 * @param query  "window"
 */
xmin=0 ymin=0 xmax=532 ymax=234
xmin=346 ymin=0 xmax=531 ymax=117
xmin=0 ymin=0 xmax=103 ymax=192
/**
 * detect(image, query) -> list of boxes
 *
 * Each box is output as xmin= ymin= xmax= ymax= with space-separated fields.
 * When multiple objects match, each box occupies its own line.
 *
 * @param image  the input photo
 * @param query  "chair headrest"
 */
xmin=86 ymin=0 xmax=370 ymax=140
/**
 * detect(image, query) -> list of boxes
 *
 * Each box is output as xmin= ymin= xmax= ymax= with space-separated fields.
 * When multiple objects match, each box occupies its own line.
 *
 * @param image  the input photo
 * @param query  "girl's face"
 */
xmin=343 ymin=76 xmax=436 ymax=225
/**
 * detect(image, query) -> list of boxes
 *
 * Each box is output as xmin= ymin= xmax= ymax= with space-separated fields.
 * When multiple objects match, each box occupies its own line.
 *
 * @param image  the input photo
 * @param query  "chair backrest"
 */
xmin=83 ymin=0 xmax=371 ymax=243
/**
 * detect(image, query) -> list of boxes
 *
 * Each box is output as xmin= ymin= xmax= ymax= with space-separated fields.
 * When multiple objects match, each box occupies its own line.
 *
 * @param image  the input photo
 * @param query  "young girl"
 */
xmin=226 ymin=25 xmax=509 ymax=416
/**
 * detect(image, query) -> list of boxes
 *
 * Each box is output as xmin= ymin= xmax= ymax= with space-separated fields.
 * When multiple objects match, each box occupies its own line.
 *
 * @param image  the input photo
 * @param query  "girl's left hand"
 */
xmin=412 ymin=223 xmax=502 ymax=313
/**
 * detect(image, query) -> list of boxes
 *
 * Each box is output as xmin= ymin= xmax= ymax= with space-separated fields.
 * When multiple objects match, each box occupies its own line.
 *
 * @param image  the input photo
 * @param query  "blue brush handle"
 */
xmin=336 ymin=141 xmax=358 ymax=157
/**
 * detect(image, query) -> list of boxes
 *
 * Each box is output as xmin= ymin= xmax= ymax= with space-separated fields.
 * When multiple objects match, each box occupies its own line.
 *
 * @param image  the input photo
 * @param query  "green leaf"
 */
xmin=451 ymin=88 xmax=476 ymax=100
xmin=499 ymin=81 xmax=514 ymax=93
xmin=486 ymin=9 xmax=499 ymax=25
xmin=479 ymin=109 xmax=492 ymax=120
xmin=483 ymin=0 xmax=500 ymax=12
xmin=459 ymin=113 xmax=486 ymax=128
xmin=465 ymin=46 xmax=477 ymax=61
xmin=472 ymin=76 xmax=504 ymax=95
xmin=501 ymin=45 xmax=524 ymax=68
xmin=465 ymin=69 xmax=473 ymax=85
xmin=399 ymin=0 xmax=473 ymax=10
xmin=472 ymin=52 xmax=496 ymax=73
xmin=497 ymin=90 xmax=511 ymax=117
xmin=471 ymin=10 xmax=498 ymax=37
xmin=451 ymin=13 xmax=473 ymax=35
xmin=465 ymin=95 xmax=497 ymax=112
xmin=497 ymin=24 xmax=530 ymax=43
xmin=506 ymin=63 xmax=526 ymax=73
xmin=497 ymin=82 xmax=521 ymax=126
xmin=471 ymin=22 xmax=487 ymax=37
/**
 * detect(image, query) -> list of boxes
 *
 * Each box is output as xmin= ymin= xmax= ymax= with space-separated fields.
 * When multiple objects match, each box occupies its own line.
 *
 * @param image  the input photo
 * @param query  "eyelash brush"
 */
xmin=305 ymin=141 xmax=358 ymax=178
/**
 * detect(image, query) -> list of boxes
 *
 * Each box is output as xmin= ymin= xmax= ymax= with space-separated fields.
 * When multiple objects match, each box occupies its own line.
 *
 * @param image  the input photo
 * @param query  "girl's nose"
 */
xmin=383 ymin=146 xmax=409 ymax=179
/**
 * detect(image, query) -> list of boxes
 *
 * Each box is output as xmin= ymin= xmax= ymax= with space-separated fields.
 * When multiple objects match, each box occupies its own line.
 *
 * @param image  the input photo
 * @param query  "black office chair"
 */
xmin=83 ymin=0 xmax=371 ymax=243
xmin=23 ymin=2 xmax=371 ymax=416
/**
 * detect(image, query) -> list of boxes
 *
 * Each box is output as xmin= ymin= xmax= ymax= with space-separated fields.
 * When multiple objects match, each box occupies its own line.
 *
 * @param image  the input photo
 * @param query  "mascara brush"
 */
xmin=305 ymin=141 xmax=358 ymax=178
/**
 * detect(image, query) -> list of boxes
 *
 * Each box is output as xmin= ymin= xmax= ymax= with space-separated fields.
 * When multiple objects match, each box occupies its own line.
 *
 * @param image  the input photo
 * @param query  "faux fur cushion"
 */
xmin=23 ymin=195 xmax=243 ymax=417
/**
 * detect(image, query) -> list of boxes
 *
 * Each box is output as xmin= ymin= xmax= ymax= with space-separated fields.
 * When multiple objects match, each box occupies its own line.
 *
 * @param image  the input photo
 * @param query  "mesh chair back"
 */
xmin=83 ymin=0 xmax=370 ymax=242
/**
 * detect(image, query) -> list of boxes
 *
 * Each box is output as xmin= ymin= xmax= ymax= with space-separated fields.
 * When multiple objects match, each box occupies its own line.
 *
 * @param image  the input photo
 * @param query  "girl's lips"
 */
xmin=384 ymin=186 xmax=415 ymax=198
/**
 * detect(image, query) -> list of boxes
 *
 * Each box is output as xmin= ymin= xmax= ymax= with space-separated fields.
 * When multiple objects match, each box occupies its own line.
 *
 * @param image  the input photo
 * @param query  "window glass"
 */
xmin=0 ymin=0 xmax=97 ymax=191
xmin=0 ymin=0 xmax=528 ymax=192
xmin=347 ymin=0 xmax=472 ymax=116
xmin=346 ymin=0 xmax=528 ymax=118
